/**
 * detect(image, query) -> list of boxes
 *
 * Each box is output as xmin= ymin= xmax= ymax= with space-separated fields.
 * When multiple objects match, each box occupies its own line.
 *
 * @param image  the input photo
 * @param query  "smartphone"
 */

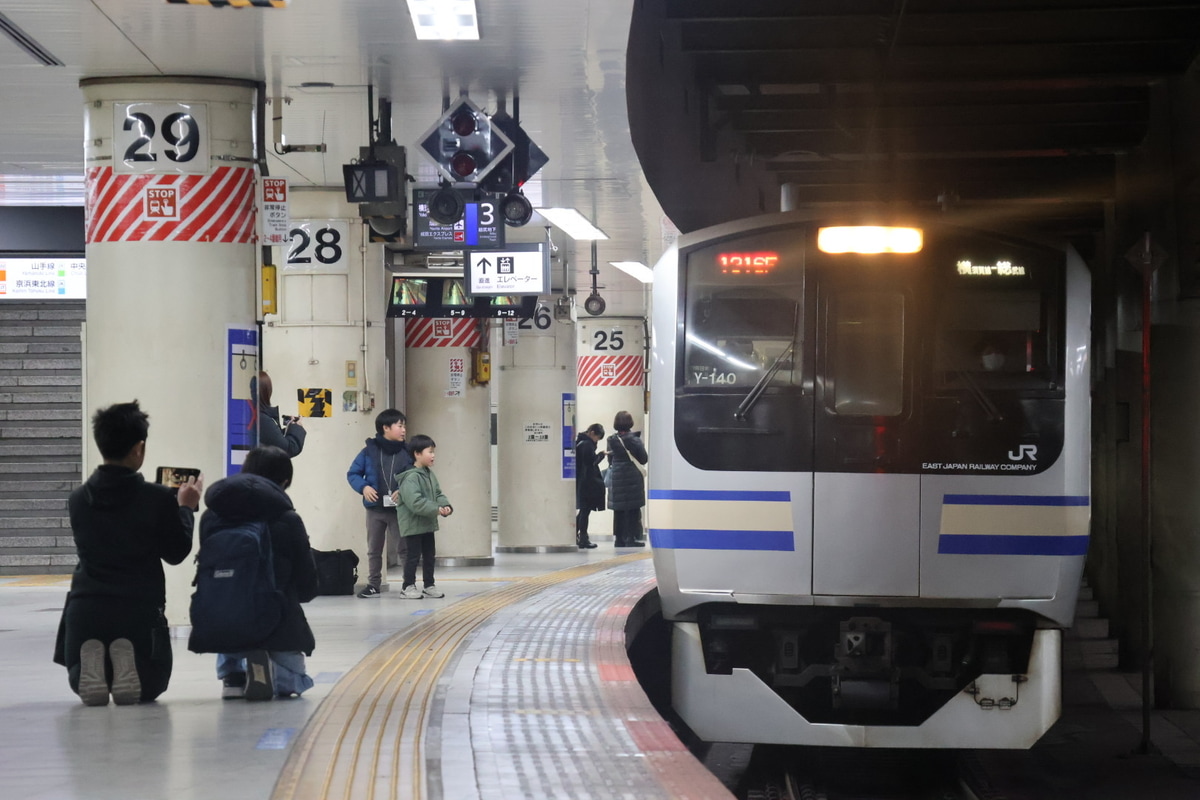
xmin=281 ymin=415 xmax=299 ymax=426
xmin=156 ymin=467 xmax=201 ymax=488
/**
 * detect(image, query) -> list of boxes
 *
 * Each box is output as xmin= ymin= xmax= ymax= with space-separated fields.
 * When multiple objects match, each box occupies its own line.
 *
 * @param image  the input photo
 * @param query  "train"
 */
xmin=646 ymin=211 xmax=1090 ymax=749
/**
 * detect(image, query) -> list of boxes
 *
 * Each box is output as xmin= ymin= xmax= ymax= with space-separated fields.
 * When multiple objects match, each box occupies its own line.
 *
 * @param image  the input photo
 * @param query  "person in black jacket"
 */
xmin=53 ymin=400 xmax=202 ymax=706
xmin=197 ymin=445 xmax=319 ymax=700
xmin=607 ymin=410 xmax=648 ymax=547
xmin=574 ymin=423 xmax=605 ymax=549
xmin=253 ymin=371 xmax=306 ymax=458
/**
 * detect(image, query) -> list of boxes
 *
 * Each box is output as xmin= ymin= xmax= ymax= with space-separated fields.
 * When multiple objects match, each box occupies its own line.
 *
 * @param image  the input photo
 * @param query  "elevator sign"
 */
xmin=466 ymin=243 xmax=547 ymax=295
xmin=113 ymin=102 xmax=210 ymax=175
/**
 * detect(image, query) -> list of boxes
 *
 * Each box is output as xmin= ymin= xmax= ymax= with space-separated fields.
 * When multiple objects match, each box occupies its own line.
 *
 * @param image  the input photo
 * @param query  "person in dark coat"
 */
xmin=53 ymin=400 xmax=201 ymax=706
xmin=195 ymin=445 xmax=319 ymax=700
xmin=574 ymin=423 xmax=606 ymax=549
xmin=253 ymin=370 xmax=306 ymax=458
xmin=606 ymin=410 xmax=648 ymax=547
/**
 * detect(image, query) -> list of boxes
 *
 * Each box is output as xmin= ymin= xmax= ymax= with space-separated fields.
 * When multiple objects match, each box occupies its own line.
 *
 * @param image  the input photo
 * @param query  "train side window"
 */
xmin=830 ymin=291 xmax=904 ymax=415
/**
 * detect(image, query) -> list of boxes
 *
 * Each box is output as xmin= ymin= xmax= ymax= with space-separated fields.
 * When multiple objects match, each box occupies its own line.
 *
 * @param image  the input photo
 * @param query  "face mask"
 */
xmin=981 ymin=353 xmax=1005 ymax=371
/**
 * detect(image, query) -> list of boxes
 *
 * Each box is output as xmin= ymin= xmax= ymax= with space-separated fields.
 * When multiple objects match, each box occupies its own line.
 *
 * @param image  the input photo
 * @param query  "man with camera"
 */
xmin=345 ymin=409 xmax=412 ymax=597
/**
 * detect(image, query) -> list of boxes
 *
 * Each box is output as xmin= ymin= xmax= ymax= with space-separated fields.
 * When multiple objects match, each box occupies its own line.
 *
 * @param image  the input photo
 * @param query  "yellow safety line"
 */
xmin=272 ymin=552 xmax=649 ymax=800
xmin=0 ymin=575 xmax=71 ymax=587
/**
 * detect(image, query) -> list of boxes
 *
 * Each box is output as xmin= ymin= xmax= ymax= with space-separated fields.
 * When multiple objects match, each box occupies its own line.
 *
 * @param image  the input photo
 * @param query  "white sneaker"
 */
xmin=108 ymin=638 xmax=141 ymax=705
xmin=422 ymin=585 xmax=444 ymax=598
xmin=401 ymin=584 xmax=424 ymax=599
xmin=77 ymin=639 xmax=108 ymax=707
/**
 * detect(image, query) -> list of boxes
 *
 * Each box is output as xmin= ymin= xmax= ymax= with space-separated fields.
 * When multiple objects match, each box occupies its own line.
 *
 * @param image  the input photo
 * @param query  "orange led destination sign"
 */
xmin=717 ymin=251 xmax=779 ymax=274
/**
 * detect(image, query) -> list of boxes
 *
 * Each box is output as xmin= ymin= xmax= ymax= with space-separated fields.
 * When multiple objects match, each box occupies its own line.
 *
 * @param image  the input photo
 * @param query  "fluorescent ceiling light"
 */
xmin=534 ymin=208 xmax=608 ymax=240
xmin=609 ymin=261 xmax=654 ymax=283
xmin=407 ymin=0 xmax=479 ymax=41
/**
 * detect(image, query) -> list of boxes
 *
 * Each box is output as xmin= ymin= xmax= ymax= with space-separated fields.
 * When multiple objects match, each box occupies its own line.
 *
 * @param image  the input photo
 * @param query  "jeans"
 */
xmin=216 ymin=651 xmax=314 ymax=696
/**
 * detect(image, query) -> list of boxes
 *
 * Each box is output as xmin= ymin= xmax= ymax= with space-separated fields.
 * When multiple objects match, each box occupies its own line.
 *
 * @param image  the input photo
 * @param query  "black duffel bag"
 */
xmin=311 ymin=548 xmax=360 ymax=596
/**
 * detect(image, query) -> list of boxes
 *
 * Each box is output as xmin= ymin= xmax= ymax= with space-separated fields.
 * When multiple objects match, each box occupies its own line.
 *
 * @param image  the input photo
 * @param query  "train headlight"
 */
xmin=818 ymin=226 xmax=923 ymax=254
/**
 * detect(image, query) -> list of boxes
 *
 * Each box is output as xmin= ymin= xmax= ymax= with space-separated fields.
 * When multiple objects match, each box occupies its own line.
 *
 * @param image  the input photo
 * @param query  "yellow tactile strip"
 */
xmin=0 ymin=575 xmax=71 ymax=587
xmin=271 ymin=553 xmax=651 ymax=800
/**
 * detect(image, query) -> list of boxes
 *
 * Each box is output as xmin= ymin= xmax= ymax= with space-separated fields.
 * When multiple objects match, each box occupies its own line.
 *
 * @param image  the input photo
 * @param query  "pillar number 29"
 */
xmin=113 ymin=102 xmax=210 ymax=175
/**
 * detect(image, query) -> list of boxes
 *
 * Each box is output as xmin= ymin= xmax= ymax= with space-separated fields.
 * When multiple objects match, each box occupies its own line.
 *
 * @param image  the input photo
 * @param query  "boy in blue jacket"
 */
xmin=345 ymin=409 xmax=412 ymax=597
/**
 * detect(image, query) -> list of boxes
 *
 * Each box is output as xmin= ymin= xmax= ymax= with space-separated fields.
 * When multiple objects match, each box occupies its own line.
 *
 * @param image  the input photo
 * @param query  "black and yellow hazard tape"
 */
xmin=166 ymin=0 xmax=287 ymax=8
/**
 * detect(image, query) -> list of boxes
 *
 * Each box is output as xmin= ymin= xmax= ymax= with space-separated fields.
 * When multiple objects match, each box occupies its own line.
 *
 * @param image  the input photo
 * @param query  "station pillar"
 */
xmin=495 ymin=310 xmax=577 ymax=552
xmin=80 ymin=77 xmax=260 ymax=625
xmin=404 ymin=319 xmax=493 ymax=566
xmin=574 ymin=318 xmax=648 ymax=540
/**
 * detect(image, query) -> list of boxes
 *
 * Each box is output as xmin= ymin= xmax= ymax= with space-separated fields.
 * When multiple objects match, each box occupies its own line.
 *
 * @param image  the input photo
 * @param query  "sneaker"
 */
xmin=108 ymin=638 xmax=142 ymax=705
xmin=422 ymin=585 xmax=444 ymax=598
xmin=222 ymin=672 xmax=247 ymax=700
xmin=243 ymin=650 xmax=275 ymax=701
xmin=357 ymin=584 xmax=381 ymax=598
xmin=400 ymin=584 xmax=424 ymax=600
xmin=77 ymin=639 xmax=109 ymax=707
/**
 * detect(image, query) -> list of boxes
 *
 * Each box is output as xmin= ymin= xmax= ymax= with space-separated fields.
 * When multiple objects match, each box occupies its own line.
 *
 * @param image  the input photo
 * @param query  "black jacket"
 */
xmin=258 ymin=404 xmax=306 ymax=458
xmin=193 ymin=473 xmax=318 ymax=654
xmin=606 ymin=431 xmax=648 ymax=511
xmin=575 ymin=433 xmax=605 ymax=512
xmin=66 ymin=464 xmax=195 ymax=606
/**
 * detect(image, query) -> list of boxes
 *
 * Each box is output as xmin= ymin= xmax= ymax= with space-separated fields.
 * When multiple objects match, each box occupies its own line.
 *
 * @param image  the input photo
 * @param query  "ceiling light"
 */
xmin=609 ymin=261 xmax=654 ymax=283
xmin=534 ymin=208 xmax=608 ymax=240
xmin=407 ymin=0 xmax=479 ymax=41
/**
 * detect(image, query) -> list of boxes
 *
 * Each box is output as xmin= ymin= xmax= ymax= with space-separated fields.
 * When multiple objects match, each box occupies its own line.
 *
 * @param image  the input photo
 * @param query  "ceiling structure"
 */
xmin=628 ymin=0 xmax=1200 ymax=243
xmin=3 ymin=1 xmax=1200 ymax=297
xmin=0 ymin=0 xmax=657 ymax=307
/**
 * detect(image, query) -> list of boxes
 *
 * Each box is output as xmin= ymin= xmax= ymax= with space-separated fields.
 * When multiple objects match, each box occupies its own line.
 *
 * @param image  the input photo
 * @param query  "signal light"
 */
xmin=499 ymin=191 xmax=533 ymax=227
xmin=417 ymin=97 xmax=514 ymax=185
xmin=428 ymin=185 xmax=466 ymax=225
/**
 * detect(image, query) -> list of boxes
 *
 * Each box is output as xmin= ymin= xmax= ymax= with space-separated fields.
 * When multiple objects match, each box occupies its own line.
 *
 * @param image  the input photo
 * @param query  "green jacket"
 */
xmin=394 ymin=465 xmax=450 ymax=537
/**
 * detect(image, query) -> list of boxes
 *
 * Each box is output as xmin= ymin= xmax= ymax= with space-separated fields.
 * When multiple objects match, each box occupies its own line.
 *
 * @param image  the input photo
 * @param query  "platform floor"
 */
xmin=4 ymin=548 xmax=1200 ymax=800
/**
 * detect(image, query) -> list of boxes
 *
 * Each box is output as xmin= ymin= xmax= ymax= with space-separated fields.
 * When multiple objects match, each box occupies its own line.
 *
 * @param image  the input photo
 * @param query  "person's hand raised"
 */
xmin=177 ymin=474 xmax=203 ymax=509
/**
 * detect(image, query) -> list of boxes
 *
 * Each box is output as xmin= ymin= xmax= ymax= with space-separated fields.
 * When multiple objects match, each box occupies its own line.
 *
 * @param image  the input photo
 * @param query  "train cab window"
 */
xmin=935 ymin=290 xmax=1057 ymax=391
xmin=830 ymin=291 xmax=904 ymax=416
xmin=683 ymin=294 xmax=800 ymax=389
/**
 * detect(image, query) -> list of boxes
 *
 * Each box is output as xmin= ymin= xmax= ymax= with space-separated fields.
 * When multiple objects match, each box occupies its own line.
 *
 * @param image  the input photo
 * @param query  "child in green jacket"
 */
xmin=393 ymin=434 xmax=453 ymax=599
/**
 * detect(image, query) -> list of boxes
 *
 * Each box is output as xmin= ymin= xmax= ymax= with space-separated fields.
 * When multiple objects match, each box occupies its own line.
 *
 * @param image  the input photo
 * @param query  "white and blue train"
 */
xmin=647 ymin=211 xmax=1090 ymax=749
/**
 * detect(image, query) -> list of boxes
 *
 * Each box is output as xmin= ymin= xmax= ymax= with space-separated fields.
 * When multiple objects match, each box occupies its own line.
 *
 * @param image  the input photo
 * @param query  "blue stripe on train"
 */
xmin=648 ymin=489 xmax=791 ymax=502
xmin=648 ymin=528 xmax=795 ymax=551
xmin=937 ymin=534 xmax=1089 ymax=556
xmin=943 ymin=494 xmax=1089 ymax=506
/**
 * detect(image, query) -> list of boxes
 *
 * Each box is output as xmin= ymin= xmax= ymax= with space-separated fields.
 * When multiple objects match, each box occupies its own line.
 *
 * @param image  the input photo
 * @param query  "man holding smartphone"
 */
xmin=345 ymin=409 xmax=412 ymax=598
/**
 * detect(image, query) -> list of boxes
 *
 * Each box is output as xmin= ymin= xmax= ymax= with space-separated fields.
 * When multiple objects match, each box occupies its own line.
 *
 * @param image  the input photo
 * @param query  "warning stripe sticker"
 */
xmin=405 ymin=318 xmax=483 ymax=348
xmin=84 ymin=166 xmax=256 ymax=244
xmin=578 ymin=355 xmax=643 ymax=387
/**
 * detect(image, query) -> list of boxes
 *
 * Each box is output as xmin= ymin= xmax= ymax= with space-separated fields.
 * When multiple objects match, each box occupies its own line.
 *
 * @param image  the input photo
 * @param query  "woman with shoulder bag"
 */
xmin=606 ymin=410 xmax=648 ymax=547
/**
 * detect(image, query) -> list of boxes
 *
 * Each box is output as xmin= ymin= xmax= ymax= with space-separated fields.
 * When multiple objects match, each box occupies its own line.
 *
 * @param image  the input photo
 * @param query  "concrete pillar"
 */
xmin=495 ymin=308 xmax=576 ymax=552
xmin=80 ymin=76 xmax=259 ymax=625
xmin=575 ymin=317 xmax=648 ymax=539
xmin=404 ymin=318 xmax=492 ymax=566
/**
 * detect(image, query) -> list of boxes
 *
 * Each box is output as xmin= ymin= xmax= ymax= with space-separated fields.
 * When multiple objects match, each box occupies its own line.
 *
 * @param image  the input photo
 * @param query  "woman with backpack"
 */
xmin=188 ymin=446 xmax=318 ymax=700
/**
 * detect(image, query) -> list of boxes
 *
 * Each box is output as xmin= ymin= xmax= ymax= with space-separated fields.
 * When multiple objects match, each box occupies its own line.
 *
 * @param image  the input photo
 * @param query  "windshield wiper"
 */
xmin=957 ymin=370 xmax=1003 ymax=421
xmin=734 ymin=304 xmax=800 ymax=421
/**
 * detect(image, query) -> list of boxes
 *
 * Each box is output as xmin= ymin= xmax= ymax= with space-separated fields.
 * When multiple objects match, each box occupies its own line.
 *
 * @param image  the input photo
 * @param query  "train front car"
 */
xmin=647 ymin=212 xmax=1090 ymax=749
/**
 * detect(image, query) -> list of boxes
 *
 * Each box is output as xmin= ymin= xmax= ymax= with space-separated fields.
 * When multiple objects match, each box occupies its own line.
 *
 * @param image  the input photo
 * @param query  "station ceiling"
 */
xmin=2 ymin=0 xmax=1200 ymax=290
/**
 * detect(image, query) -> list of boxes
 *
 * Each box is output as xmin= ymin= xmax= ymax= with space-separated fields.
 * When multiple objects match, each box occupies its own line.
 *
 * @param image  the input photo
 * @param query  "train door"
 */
xmin=810 ymin=256 xmax=923 ymax=597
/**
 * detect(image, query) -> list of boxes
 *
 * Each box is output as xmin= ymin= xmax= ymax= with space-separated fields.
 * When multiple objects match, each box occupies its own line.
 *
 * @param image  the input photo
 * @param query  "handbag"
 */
xmin=602 ymin=467 xmax=612 ymax=488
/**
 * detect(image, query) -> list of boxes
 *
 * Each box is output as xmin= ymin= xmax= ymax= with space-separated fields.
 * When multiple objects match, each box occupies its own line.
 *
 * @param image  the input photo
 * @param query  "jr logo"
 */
xmin=1008 ymin=444 xmax=1038 ymax=462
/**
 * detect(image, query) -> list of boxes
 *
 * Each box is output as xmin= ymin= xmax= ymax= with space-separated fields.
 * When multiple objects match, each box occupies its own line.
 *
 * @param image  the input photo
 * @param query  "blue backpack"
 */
xmin=188 ymin=518 xmax=286 ymax=654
